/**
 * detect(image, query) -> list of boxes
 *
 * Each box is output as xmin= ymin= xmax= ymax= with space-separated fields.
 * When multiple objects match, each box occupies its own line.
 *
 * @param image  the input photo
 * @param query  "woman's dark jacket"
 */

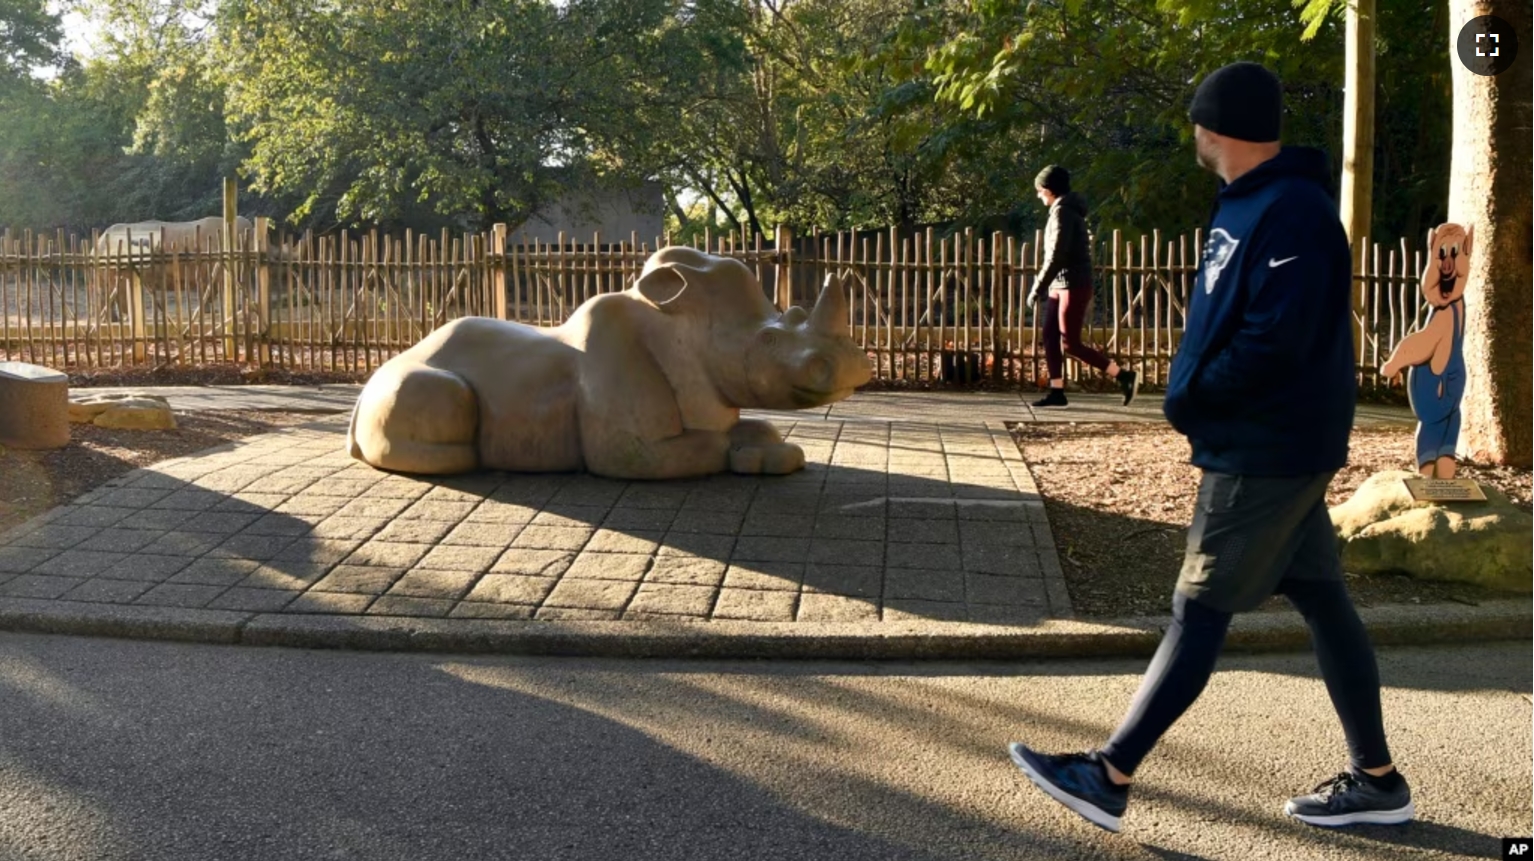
xmin=1034 ymin=192 xmax=1093 ymax=295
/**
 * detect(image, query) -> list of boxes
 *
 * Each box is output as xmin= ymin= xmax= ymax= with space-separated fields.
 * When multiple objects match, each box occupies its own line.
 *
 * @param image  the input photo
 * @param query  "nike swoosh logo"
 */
xmin=1269 ymin=256 xmax=1299 ymax=268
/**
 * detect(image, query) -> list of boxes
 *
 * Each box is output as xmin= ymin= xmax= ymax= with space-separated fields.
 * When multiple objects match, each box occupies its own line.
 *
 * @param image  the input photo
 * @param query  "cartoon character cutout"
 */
xmin=1380 ymin=223 xmax=1472 ymax=479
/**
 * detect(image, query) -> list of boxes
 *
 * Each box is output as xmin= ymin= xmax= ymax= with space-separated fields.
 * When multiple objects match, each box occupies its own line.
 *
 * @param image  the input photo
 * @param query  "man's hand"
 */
xmin=1380 ymin=360 xmax=1403 ymax=383
xmin=1027 ymin=289 xmax=1042 ymax=308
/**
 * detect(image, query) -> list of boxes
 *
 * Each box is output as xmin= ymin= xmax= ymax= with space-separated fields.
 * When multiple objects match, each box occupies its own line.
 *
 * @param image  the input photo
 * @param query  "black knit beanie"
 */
xmin=1188 ymin=62 xmax=1282 ymax=142
xmin=1034 ymin=165 xmax=1070 ymax=195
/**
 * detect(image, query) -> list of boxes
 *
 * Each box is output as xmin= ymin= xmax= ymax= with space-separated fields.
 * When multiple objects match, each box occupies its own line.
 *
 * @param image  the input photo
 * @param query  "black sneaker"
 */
xmin=1284 ymin=770 xmax=1415 ymax=827
xmin=1032 ymin=388 xmax=1068 ymax=409
xmin=1116 ymin=369 xmax=1139 ymax=406
xmin=1008 ymin=743 xmax=1129 ymax=832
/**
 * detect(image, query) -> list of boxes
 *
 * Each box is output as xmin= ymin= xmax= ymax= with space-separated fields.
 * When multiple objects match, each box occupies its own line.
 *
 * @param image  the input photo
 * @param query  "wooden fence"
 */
xmin=0 ymin=221 xmax=1431 ymax=389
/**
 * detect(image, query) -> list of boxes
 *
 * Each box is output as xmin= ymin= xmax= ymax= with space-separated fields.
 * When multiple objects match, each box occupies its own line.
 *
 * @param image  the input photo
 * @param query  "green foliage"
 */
xmin=0 ymin=0 xmax=1460 ymax=250
xmin=0 ymin=0 xmax=59 ymax=80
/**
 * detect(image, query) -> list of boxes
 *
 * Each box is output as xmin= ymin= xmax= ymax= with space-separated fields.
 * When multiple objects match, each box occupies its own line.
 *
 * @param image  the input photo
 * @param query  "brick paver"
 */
xmin=0 ymin=414 xmax=1070 ymax=626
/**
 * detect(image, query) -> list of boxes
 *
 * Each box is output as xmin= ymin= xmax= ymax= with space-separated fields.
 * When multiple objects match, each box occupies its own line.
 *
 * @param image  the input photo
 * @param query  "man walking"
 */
xmin=1006 ymin=62 xmax=1413 ymax=833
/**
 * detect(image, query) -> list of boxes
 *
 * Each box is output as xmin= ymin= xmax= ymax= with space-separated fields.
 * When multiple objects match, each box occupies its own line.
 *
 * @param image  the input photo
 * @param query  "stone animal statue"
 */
xmin=347 ymin=246 xmax=873 ymax=479
xmin=1380 ymin=223 xmax=1473 ymax=479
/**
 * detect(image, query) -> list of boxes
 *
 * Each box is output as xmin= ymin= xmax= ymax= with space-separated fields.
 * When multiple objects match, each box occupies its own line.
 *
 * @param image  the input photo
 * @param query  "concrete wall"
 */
xmin=512 ymin=182 xmax=666 ymax=245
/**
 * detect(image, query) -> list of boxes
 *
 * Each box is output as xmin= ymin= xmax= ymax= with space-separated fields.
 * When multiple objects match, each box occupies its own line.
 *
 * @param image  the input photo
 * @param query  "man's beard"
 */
xmin=1195 ymin=143 xmax=1216 ymax=172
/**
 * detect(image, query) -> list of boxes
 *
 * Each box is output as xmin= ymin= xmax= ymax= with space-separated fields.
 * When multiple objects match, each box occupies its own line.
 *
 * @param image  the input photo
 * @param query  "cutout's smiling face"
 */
xmin=1423 ymin=223 xmax=1473 ymax=307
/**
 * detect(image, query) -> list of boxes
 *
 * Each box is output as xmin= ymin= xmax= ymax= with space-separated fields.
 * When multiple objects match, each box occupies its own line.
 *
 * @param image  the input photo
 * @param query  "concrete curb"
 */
xmin=0 ymin=597 xmax=1524 ymax=660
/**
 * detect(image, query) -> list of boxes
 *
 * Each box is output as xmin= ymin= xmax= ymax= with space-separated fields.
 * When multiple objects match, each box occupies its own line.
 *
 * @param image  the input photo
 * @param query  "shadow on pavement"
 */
xmin=0 ymin=634 xmax=1100 ymax=861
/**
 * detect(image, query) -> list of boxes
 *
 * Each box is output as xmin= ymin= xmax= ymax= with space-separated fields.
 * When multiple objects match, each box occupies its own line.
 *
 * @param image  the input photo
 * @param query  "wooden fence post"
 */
xmin=492 ymin=223 xmax=508 ymax=320
xmin=774 ymin=224 xmax=792 ymax=311
xmin=125 ymin=228 xmax=146 ymax=363
xmin=255 ymin=216 xmax=271 ymax=367
xmin=222 ymin=177 xmax=238 ymax=360
xmin=990 ymin=230 xmax=1003 ymax=382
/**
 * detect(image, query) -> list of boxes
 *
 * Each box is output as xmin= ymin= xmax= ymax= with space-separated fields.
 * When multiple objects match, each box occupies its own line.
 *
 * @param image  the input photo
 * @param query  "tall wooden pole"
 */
xmin=1340 ymin=0 xmax=1377 ymax=362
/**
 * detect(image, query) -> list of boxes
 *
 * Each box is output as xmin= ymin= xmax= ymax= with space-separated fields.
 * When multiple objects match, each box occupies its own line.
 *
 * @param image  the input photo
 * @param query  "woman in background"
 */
xmin=1027 ymin=165 xmax=1138 ymax=408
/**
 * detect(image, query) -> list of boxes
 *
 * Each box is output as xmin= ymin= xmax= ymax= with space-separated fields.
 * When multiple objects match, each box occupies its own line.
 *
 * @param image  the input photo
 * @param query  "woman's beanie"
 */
xmin=1188 ymin=62 xmax=1282 ymax=142
xmin=1034 ymin=165 xmax=1070 ymax=194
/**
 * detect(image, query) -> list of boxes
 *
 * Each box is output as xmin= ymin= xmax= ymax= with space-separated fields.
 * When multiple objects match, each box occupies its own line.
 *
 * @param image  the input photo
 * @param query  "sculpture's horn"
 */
xmin=809 ymin=272 xmax=849 ymax=334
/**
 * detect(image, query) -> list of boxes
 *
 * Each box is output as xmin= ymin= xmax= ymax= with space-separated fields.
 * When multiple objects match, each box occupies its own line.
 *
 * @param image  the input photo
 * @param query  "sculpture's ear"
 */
xmin=1462 ymin=223 xmax=1474 ymax=258
xmin=632 ymin=262 xmax=699 ymax=310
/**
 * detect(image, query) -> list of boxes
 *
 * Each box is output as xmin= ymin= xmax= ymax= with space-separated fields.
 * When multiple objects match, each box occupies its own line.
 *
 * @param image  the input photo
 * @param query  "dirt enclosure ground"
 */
xmin=1013 ymin=423 xmax=1531 ymax=618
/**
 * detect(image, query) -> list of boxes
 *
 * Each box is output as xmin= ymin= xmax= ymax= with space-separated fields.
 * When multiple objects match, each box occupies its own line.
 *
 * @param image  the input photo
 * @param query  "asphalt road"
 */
xmin=0 ymin=634 xmax=1527 ymax=861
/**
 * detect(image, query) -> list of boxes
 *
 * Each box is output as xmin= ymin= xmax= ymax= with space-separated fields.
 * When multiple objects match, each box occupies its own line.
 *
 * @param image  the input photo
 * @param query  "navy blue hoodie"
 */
xmin=1162 ymin=147 xmax=1356 ymax=476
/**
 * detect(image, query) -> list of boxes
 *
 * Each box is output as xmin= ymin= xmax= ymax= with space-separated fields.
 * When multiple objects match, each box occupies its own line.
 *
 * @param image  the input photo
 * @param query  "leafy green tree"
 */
xmin=219 ymin=0 xmax=698 ymax=231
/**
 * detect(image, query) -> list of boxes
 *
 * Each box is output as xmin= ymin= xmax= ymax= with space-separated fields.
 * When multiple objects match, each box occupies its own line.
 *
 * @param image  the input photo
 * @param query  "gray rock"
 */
xmin=1330 ymin=470 xmax=1532 ymax=592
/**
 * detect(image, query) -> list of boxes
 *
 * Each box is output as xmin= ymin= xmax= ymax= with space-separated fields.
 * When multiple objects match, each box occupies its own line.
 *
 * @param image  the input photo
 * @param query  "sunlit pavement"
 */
xmin=0 ymin=633 xmax=1525 ymax=860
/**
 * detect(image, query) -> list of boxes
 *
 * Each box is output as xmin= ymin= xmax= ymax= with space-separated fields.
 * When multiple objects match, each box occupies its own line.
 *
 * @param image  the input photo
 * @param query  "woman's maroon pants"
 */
xmin=1044 ymin=287 xmax=1110 ymax=379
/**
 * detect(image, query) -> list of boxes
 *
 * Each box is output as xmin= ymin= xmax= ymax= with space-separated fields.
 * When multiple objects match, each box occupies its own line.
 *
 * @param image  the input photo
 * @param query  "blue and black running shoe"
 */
xmin=1008 ymin=743 xmax=1129 ymax=832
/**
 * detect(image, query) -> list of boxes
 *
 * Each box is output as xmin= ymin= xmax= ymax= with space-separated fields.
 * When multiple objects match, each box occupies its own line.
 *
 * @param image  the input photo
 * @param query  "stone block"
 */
xmin=0 ymin=361 xmax=69 ymax=449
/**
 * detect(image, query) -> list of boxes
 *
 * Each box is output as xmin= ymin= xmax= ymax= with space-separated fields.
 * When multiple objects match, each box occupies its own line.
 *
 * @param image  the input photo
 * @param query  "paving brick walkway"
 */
xmin=0 ymin=415 xmax=1067 ymax=627
xmin=0 ymin=387 xmax=1415 ymax=638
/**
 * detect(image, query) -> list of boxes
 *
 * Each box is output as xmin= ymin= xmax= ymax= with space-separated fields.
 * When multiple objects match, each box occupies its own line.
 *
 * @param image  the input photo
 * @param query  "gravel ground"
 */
xmin=1011 ymin=422 xmax=1531 ymax=619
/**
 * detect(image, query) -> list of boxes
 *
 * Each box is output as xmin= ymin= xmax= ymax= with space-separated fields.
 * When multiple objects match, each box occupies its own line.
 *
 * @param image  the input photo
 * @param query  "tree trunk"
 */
xmin=1449 ymin=0 xmax=1532 ymax=467
xmin=1340 ymin=0 xmax=1376 ymax=363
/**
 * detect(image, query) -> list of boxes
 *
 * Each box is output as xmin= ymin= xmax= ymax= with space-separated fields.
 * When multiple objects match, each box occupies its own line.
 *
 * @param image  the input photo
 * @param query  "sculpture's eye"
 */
xmin=1449 ymin=245 xmax=1458 ymax=258
xmin=1438 ymin=247 xmax=1447 ymax=260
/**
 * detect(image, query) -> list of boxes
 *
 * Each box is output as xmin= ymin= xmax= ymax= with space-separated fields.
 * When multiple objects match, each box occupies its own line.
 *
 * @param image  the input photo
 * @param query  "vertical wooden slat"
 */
xmin=1135 ymin=234 xmax=1147 ymax=387
xmin=966 ymin=227 xmax=977 ymax=377
xmin=1003 ymin=234 xmax=1016 ymax=383
xmin=1 ymin=231 xmax=11 ymax=364
xmin=855 ymin=235 xmax=868 ymax=364
xmin=50 ymin=229 xmax=62 ymax=367
xmin=361 ymin=235 xmax=375 ymax=373
xmin=1150 ymin=230 xmax=1162 ymax=387
xmin=510 ymin=232 xmax=527 ymax=325
xmin=992 ymin=232 xmax=1004 ymax=383
xmin=1031 ymin=230 xmax=1043 ymax=382
xmin=937 ymin=233 xmax=949 ymax=382
xmin=71 ymin=232 xmax=82 ymax=367
xmin=155 ymin=233 xmax=169 ymax=367
xmin=23 ymin=229 xmax=36 ymax=363
xmin=170 ymin=238 xmax=186 ymax=366
xmin=331 ymin=230 xmax=343 ymax=371
xmin=527 ymin=236 xmax=540 ymax=327
xmin=303 ymin=231 xmax=316 ymax=369
xmin=555 ymin=231 xmax=567 ymax=325
xmin=873 ymin=230 xmax=885 ymax=381
xmin=1374 ymin=239 xmax=1386 ymax=377
xmin=922 ymin=227 xmax=934 ymax=382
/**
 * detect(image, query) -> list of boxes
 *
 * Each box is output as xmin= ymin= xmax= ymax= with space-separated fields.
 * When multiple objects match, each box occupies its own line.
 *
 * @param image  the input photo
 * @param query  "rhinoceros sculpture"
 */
xmin=347 ymin=246 xmax=872 ymax=479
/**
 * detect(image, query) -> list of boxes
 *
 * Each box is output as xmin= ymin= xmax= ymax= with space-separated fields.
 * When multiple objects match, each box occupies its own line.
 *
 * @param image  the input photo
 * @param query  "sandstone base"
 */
xmin=0 ymin=361 xmax=70 ymax=449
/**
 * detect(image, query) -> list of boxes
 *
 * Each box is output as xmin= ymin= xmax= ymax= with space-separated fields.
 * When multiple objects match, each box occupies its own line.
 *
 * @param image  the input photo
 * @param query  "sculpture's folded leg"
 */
xmin=349 ymin=363 xmax=480 ymax=474
xmin=727 ymin=419 xmax=805 ymax=475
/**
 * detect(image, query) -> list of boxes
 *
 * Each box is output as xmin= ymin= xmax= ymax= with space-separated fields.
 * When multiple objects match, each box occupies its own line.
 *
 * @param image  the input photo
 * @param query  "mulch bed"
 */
xmin=68 ymin=365 xmax=368 ymax=388
xmin=0 ymin=411 xmax=331 ymax=537
xmin=1011 ymin=422 xmax=1531 ymax=619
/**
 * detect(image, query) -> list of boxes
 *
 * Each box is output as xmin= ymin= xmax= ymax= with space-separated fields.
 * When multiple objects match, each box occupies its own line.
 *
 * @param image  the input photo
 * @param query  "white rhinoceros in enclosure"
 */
xmin=94 ymin=216 xmax=255 ymax=256
xmin=347 ymin=246 xmax=873 ymax=480
xmin=92 ymin=216 xmax=258 ymax=322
